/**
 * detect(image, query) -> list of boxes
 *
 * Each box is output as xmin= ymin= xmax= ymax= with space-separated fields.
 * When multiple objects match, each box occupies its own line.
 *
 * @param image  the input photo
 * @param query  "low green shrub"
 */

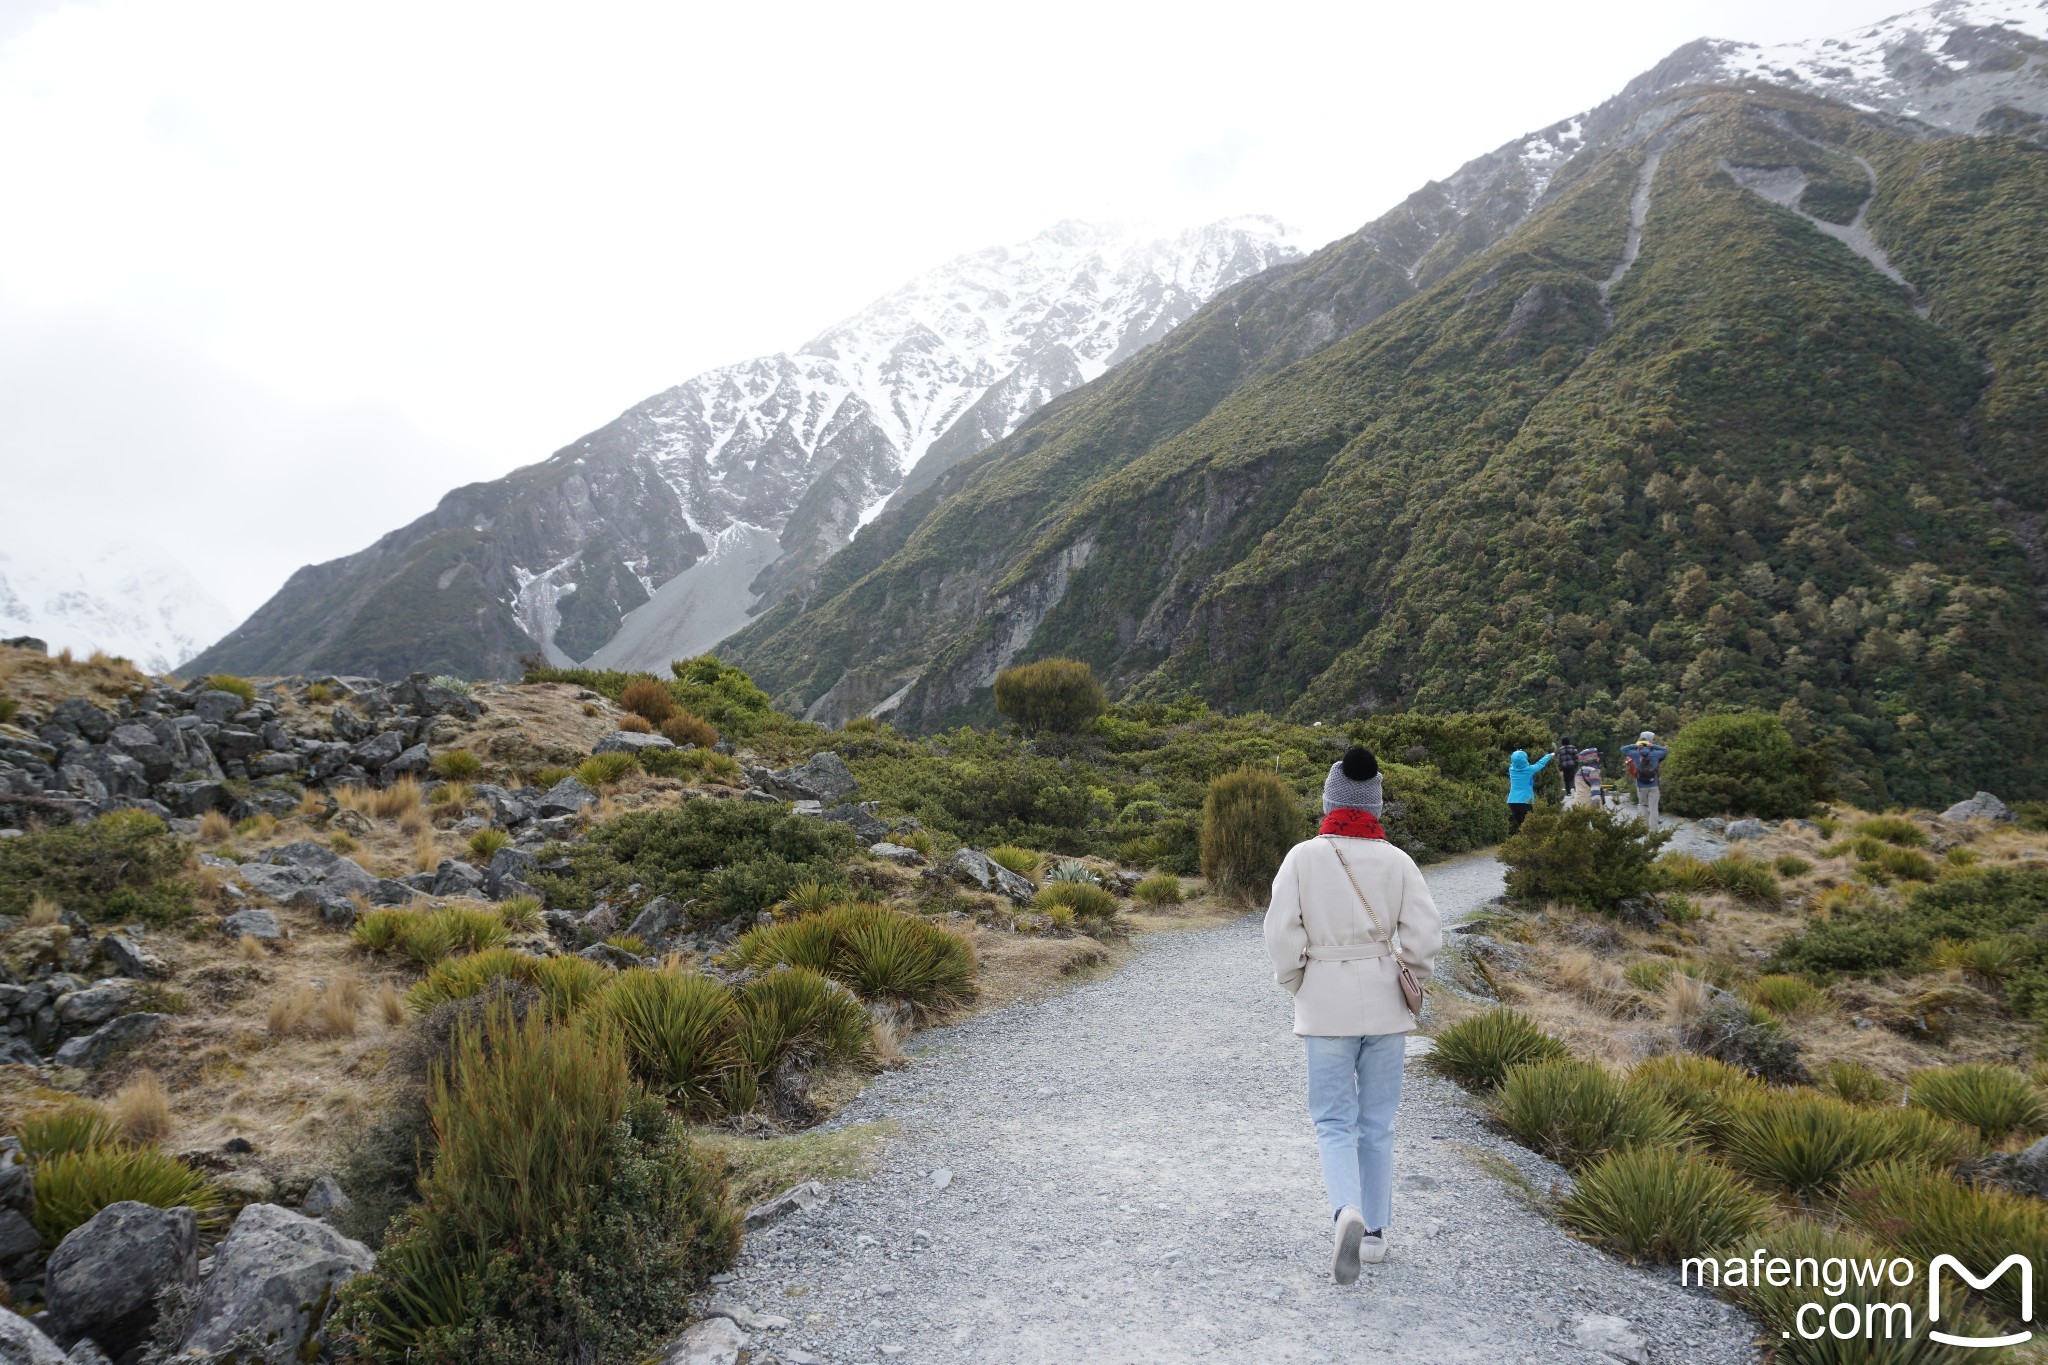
xmin=637 ymin=746 xmax=739 ymax=781
xmin=1927 ymin=936 xmax=2025 ymax=985
xmin=1682 ymin=994 xmax=1808 ymax=1084
xmin=431 ymin=750 xmax=484 ymax=782
xmin=202 ymin=673 xmax=256 ymax=704
xmin=986 ymin=846 xmax=1041 ymax=879
xmin=1626 ymin=1054 xmax=1762 ymax=1144
xmin=1842 ymin=1161 xmax=2048 ymax=1324
xmin=659 ymin=711 xmax=719 ymax=750
xmin=2017 ymin=801 xmax=2048 ymax=833
xmin=575 ymin=753 xmax=638 ymax=788
xmin=1774 ymin=855 xmax=1813 ymax=878
xmin=0 ymin=811 xmax=194 ymax=925
xmin=16 ymin=1102 xmax=118 ymax=1161
xmin=1044 ymin=858 xmax=1099 ymax=884
xmin=992 ymin=658 xmax=1106 ymax=734
xmin=1494 ymin=1060 xmax=1685 ymax=1171
xmin=726 ymin=905 xmax=976 ymax=1015
xmin=620 ymin=678 xmax=675 ymax=724
xmin=1199 ymin=768 xmax=1301 ymax=906
xmin=1710 ymin=855 xmax=1781 ymax=906
xmin=1853 ymin=816 xmax=1925 ymax=848
xmin=1861 ymin=845 xmax=1938 ymax=884
xmin=1500 ymin=804 xmax=1670 ymax=913
xmin=1906 ymin=1062 xmax=2048 ymax=1144
xmin=531 ymin=802 xmax=857 ymax=924
xmin=1133 ymin=874 xmax=1183 ymax=905
xmin=33 ymin=1146 xmax=219 ymax=1245
xmin=1557 ymin=1146 xmax=1770 ymax=1265
xmin=1427 ymin=1008 xmax=1570 ymax=1091
xmin=1661 ymin=712 xmax=1827 ymax=820
xmin=1816 ymin=1058 xmax=1896 ymax=1106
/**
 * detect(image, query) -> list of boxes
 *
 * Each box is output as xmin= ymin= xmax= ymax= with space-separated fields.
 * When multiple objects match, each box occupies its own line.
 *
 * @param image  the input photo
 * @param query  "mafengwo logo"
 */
xmin=1684 ymin=1249 xmax=2033 ymax=1347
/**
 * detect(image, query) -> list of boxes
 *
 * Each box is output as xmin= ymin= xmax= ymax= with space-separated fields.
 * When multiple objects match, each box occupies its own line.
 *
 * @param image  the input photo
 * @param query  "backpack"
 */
xmin=1633 ymin=745 xmax=1663 ymax=781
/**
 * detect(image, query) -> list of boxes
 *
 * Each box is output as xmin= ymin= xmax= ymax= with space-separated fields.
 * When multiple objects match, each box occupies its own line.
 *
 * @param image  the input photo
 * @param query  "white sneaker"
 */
xmin=1331 ymin=1207 xmax=1366 ymax=1285
xmin=1361 ymin=1228 xmax=1388 ymax=1265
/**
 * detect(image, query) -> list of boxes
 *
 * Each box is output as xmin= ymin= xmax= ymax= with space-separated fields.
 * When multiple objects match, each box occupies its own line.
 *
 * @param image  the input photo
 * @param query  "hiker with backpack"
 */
xmin=1264 ymin=747 xmax=1443 ymax=1284
xmin=1504 ymin=745 xmax=1553 ymax=834
xmin=1621 ymin=730 xmax=1671 ymax=830
xmin=1554 ymin=735 xmax=1580 ymax=807
xmin=1573 ymin=747 xmax=1605 ymax=809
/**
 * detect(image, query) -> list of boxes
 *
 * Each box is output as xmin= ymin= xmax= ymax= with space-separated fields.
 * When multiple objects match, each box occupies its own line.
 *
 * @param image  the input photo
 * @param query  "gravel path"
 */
xmin=704 ymin=850 xmax=1760 ymax=1364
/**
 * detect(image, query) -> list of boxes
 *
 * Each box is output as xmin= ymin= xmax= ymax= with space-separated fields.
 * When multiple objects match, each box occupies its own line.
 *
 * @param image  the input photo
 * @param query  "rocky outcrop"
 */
xmin=174 ymin=1203 xmax=373 ymax=1361
xmin=948 ymin=849 xmax=1036 ymax=905
xmin=0 ymin=1308 xmax=67 ymax=1365
xmin=1941 ymin=791 xmax=2013 ymax=824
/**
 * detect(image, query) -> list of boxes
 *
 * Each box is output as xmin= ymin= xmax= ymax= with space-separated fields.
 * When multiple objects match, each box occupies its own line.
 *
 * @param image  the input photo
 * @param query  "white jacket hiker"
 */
xmin=1261 ymin=747 xmax=1444 ymax=1285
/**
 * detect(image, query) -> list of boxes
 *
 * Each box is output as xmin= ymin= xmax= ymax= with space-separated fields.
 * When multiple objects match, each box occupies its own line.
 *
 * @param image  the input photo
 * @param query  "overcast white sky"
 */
xmin=0 ymin=0 xmax=1923 ymax=620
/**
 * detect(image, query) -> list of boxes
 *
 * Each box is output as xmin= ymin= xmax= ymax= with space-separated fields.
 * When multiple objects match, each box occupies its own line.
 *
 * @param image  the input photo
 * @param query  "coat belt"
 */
xmin=1305 ymin=941 xmax=1392 ymax=961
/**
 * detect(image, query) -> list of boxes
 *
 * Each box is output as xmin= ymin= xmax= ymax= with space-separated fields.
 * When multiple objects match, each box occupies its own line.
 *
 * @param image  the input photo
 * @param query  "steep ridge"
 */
xmin=186 ymin=219 xmax=1302 ymax=681
xmin=726 ymin=3 xmax=2048 ymax=807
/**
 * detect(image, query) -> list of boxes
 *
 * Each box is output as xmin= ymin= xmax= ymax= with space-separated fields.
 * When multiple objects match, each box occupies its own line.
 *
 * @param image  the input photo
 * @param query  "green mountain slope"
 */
xmin=727 ymin=90 xmax=2048 ymax=807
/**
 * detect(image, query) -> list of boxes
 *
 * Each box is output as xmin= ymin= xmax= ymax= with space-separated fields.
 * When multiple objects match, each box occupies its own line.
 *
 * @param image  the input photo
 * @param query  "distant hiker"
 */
xmin=1554 ymin=735 xmax=1579 ymax=807
xmin=1574 ymin=747 xmax=1605 ymax=809
xmin=1505 ymin=746 xmax=1553 ymax=833
xmin=1621 ymin=730 xmax=1670 ymax=830
xmin=1264 ymin=746 xmax=1444 ymax=1286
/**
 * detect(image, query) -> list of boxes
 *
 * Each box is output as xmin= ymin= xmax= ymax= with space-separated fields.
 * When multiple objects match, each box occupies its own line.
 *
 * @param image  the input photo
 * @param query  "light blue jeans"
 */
xmin=1303 ymin=1033 xmax=1405 ymax=1229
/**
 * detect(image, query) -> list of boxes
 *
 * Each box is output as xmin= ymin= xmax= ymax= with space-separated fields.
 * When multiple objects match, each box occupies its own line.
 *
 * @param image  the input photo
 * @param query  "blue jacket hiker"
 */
xmin=1505 ymin=749 xmax=1551 ymax=833
xmin=1621 ymin=731 xmax=1671 ymax=831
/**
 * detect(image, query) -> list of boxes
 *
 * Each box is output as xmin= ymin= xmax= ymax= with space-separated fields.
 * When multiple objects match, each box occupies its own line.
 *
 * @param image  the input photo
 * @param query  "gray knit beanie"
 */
xmin=1322 ymin=747 xmax=1383 ymax=815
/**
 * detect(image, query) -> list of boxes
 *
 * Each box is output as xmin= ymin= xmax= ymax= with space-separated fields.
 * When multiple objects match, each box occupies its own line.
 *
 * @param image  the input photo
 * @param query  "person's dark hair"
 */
xmin=1340 ymin=746 xmax=1378 ymax=781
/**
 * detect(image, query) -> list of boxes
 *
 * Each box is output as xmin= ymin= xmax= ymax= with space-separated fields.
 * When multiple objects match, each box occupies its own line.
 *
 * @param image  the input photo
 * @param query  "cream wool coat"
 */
xmin=1263 ymin=835 xmax=1444 ymax=1037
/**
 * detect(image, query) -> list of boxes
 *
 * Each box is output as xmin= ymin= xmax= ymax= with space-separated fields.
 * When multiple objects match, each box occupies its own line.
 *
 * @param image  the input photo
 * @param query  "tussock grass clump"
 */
xmin=1742 ymin=973 xmax=1829 ymax=1019
xmin=597 ymin=968 xmax=741 ymax=1116
xmin=1494 ymin=1060 xmax=1685 ymax=1171
xmin=17 ymin=1102 xmax=119 ymax=1161
xmin=353 ymin=908 xmax=410 ymax=955
xmin=357 ymin=904 xmax=508 ymax=968
xmin=1656 ymin=852 xmax=1717 ymax=893
xmin=1428 ymin=1008 xmax=1569 ymax=1092
xmin=527 ymin=765 xmax=574 ymax=790
xmin=637 ymin=746 xmax=739 ymax=781
xmin=1816 ymin=1058 xmax=1896 ymax=1106
xmin=620 ymin=678 xmax=675 ymax=724
xmin=198 ymin=809 xmax=233 ymax=842
xmin=1710 ymin=854 xmax=1781 ymax=906
xmin=267 ymin=983 xmax=317 ymax=1036
xmin=111 ymin=1073 xmax=174 ymax=1145
xmin=1860 ymin=845 xmax=1939 ymax=884
xmin=497 ymin=894 xmax=543 ymax=933
xmin=1622 ymin=958 xmax=1677 ymax=993
xmin=32 ymin=1146 xmax=219 ymax=1245
xmin=409 ymin=948 xmax=533 ymax=1011
xmin=1044 ymin=858 xmax=1099 ymax=884
xmin=1199 ymin=768 xmax=1300 ymax=906
xmin=986 ymin=845 xmax=1041 ymax=879
xmin=430 ymin=750 xmax=483 ymax=782
xmin=773 ymin=878 xmax=842 ymax=918
xmin=1927 ymin=935 xmax=2024 ymax=986
xmin=1626 ymin=1054 xmax=1763 ymax=1144
xmin=427 ymin=781 xmax=469 ymax=810
xmin=1842 ymin=1161 xmax=2048 ymax=1323
xmin=1034 ymin=881 xmax=1118 ymax=932
xmin=1906 ymin=1062 xmax=2048 ymax=1144
xmin=467 ymin=828 xmax=512 ymax=862
xmin=615 ymin=713 xmax=653 ymax=734
xmin=1558 ymin=1146 xmax=1770 ymax=1265
xmin=1853 ymin=816 xmax=1926 ymax=848
xmin=1773 ymin=855 xmax=1813 ymax=878
xmin=1133 ymin=874 xmax=1183 ymax=905
xmin=728 ymin=904 xmax=976 ymax=1016
xmin=202 ymin=673 xmax=256 ymax=704
xmin=370 ymin=777 xmax=426 ymax=822
xmin=575 ymin=753 xmax=638 ymax=788
xmin=1721 ymin=1090 xmax=1974 ymax=1200
xmin=660 ymin=711 xmax=719 ymax=749
xmin=528 ymin=954 xmax=612 ymax=1015
xmin=727 ymin=967 xmax=872 ymax=1111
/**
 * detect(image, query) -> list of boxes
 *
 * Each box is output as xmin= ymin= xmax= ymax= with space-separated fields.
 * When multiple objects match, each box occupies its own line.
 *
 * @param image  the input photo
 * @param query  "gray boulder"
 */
xmin=1724 ymin=818 xmax=1767 ymax=842
xmin=300 ymin=1175 xmax=350 ymax=1220
xmin=592 ymin=731 xmax=676 ymax=756
xmin=99 ymin=932 xmax=168 ymax=979
xmin=473 ymin=783 xmax=530 ymax=826
xmin=653 ymin=1316 xmax=747 ymax=1365
xmin=157 ymin=780 xmax=227 ymax=816
xmin=626 ymin=896 xmax=688 ymax=953
xmin=765 ymin=752 xmax=857 ymax=805
xmin=48 ymin=700 xmax=113 ymax=744
xmin=742 ymin=1180 xmax=827 ymax=1230
xmin=484 ymin=847 xmax=538 ymax=898
xmin=0 ymin=1138 xmax=33 ymax=1213
xmin=1942 ymin=791 xmax=2013 ymax=824
xmin=949 ymin=848 xmax=1036 ymax=905
xmin=429 ymin=860 xmax=485 ymax=897
xmin=580 ymin=942 xmax=645 ymax=969
xmin=348 ymin=732 xmax=403 ymax=771
xmin=536 ymin=775 xmax=596 ymax=818
xmin=823 ymin=802 xmax=890 ymax=843
xmin=0 ymin=1209 xmax=38 ymax=1272
xmin=0 ymin=1307 xmax=67 ymax=1365
xmin=870 ymin=841 xmax=924 ymax=866
xmin=384 ymin=743 xmax=431 ymax=776
xmin=54 ymin=980 xmax=138 ymax=1029
xmin=44 ymin=1201 xmax=197 ymax=1357
xmin=51 ymin=1013 xmax=164 ymax=1071
xmin=175 ymin=1203 xmax=373 ymax=1361
xmin=62 ymin=1344 xmax=109 ymax=1365
xmin=192 ymin=690 xmax=246 ymax=725
xmin=221 ymin=909 xmax=282 ymax=941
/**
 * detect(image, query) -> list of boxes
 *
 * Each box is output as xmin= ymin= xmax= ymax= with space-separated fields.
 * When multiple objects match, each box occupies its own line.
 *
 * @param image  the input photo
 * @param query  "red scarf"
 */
xmin=1318 ymin=808 xmax=1387 ymax=840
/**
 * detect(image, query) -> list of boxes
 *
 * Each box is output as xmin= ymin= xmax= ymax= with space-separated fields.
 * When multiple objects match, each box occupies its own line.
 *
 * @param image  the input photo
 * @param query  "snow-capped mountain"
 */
xmin=0 ymin=531 xmax=234 ymax=676
xmin=186 ymin=217 xmax=1303 ymax=682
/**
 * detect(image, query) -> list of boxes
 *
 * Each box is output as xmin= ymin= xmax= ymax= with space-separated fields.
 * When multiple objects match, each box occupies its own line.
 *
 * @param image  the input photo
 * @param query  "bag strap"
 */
xmin=1322 ymin=837 xmax=1397 ymax=953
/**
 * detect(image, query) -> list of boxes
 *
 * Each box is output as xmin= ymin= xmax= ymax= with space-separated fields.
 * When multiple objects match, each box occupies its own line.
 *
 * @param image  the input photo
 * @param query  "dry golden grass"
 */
xmin=199 ymin=809 xmax=233 ymax=842
xmin=1661 ymin=972 xmax=1713 ymax=1023
xmin=0 ymin=646 xmax=147 ymax=712
xmin=1548 ymin=948 xmax=1633 ymax=1015
xmin=111 ymin=1072 xmax=173 ymax=1144
xmin=410 ymin=828 xmax=440 ymax=874
xmin=24 ymin=894 xmax=59 ymax=928
xmin=237 ymin=933 xmax=267 ymax=962
xmin=266 ymin=984 xmax=315 ymax=1036
xmin=296 ymin=788 xmax=326 ymax=818
xmin=312 ymin=972 xmax=361 ymax=1038
xmin=374 ymin=981 xmax=408 ymax=1028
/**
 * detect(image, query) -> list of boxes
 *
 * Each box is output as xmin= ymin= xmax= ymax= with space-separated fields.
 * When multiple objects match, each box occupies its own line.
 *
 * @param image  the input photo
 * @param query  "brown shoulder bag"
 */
xmin=1324 ymin=838 xmax=1424 ymax=1017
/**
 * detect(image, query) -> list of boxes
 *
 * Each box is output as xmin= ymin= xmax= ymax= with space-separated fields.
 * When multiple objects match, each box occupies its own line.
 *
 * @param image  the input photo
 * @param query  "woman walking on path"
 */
xmin=1574 ymin=747 xmax=1605 ymax=809
xmin=1504 ymin=746 xmax=1552 ymax=832
xmin=1263 ymin=747 xmax=1444 ymax=1286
